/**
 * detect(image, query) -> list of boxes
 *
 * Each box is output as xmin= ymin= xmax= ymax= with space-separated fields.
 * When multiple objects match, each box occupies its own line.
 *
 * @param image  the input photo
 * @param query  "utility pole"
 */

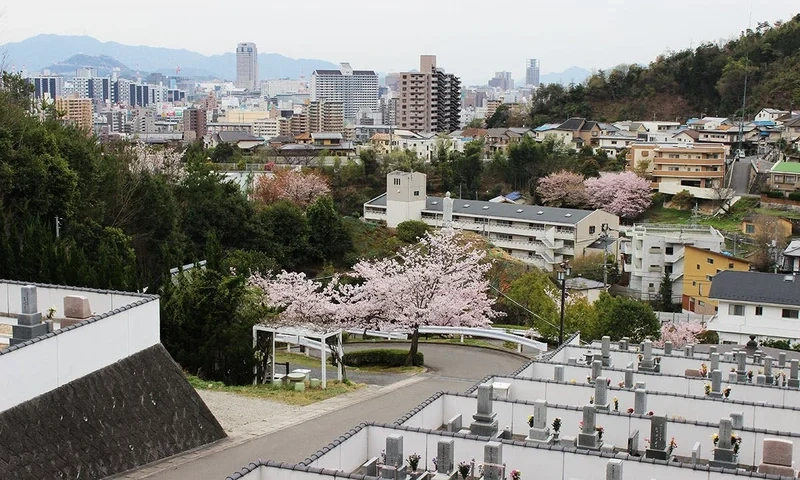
xmin=601 ymin=224 xmax=610 ymax=287
xmin=557 ymin=262 xmax=571 ymax=346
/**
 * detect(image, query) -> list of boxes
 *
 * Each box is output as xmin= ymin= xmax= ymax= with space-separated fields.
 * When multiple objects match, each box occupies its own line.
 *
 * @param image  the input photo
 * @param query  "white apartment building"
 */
xmin=364 ymin=172 xmax=619 ymax=271
xmin=708 ymin=270 xmax=800 ymax=344
xmin=621 ymin=224 xmax=725 ymax=300
xmin=235 ymin=42 xmax=259 ymax=91
xmin=260 ymin=79 xmax=306 ymax=97
xmin=311 ymin=63 xmax=378 ymax=122
xmin=252 ymin=118 xmax=281 ymax=139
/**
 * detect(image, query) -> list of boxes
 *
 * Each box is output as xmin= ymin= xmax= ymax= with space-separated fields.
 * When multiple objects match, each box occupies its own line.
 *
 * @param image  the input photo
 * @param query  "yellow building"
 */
xmin=741 ymin=215 xmax=793 ymax=239
xmin=55 ymin=97 xmax=93 ymax=131
xmin=682 ymin=245 xmax=749 ymax=315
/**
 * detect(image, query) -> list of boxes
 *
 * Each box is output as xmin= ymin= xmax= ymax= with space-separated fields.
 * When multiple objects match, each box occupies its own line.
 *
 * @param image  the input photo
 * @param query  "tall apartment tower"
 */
xmin=308 ymin=100 xmax=345 ymax=133
xmin=236 ymin=42 xmax=259 ymax=91
xmin=526 ymin=59 xmax=540 ymax=87
xmin=183 ymin=108 xmax=208 ymax=141
xmin=310 ymin=63 xmax=378 ymax=122
xmin=54 ymin=97 xmax=93 ymax=131
xmin=396 ymin=55 xmax=461 ymax=133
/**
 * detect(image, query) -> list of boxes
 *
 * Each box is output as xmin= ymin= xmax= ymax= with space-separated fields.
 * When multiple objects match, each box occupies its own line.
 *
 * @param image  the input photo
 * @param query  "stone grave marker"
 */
xmin=710 ymin=418 xmax=737 ymax=468
xmin=645 ymin=416 xmax=670 ymax=460
xmin=639 ymin=340 xmax=656 ymax=372
xmin=758 ymin=438 xmax=795 ymax=477
xmin=627 ymin=429 xmax=639 ymax=456
xmin=577 ymin=405 xmax=602 ymax=450
xmin=362 ymin=457 xmax=379 ymax=476
xmin=730 ymin=412 xmax=744 ymax=429
xmin=446 ymin=414 xmax=462 ymax=432
xmin=709 ymin=345 xmax=717 ymax=354
xmin=634 ymin=389 xmax=647 ymax=414
xmin=633 ymin=381 xmax=645 ymax=390
xmin=483 ymin=441 xmax=503 ymax=480
xmin=789 ymin=360 xmax=800 ymax=388
xmin=618 ymin=338 xmax=628 ymax=351
xmin=663 ymin=341 xmax=672 ymax=355
xmin=61 ymin=295 xmax=93 ymax=327
xmin=606 ymin=459 xmax=623 ymax=480
xmin=591 ymin=360 xmax=602 ymax=383
xmin=437 ymin=439 xmax=454 ymax=474
xmin=624 ymin=368 xmax=634 ymax=389
xmin=728 ymin=371 xmax=737 ymax=383
xmin=594 ymin=377 xmax=609 ymax=410
xmin=470 ymin=384 xmax=498 ymax=436
xmin=11 ymin=285 xmax=49 ymax=346
xmin=753 ymin=352 xmax=762 ymax=364
xmin=756 ymin=374 xmax=766 ymax=385
xmin=779 ymin=352 xmax=787 ymax=368
xmin=525 ymin=399 xmax=553 ymax=444
xmin=735 ymin=352 xmax=747 ymax=383
xmin=691 ymin=442 xmax=701 ymax=466
xmin=601 ymin=336 xmax=611 ymax=366
xmin=764 ymin=356 xmax=774 ymax=385
xmin=684 ymin=345 xmax=694 ymax=358
xmin=709 ymin=370 xmax=723 ymax=398
xmin=385 ymin=434 xmax=404 ymax=467
xmin=554 ymin=365 xmax=564 ymax=382
xmin=723 ymin=352 xmax=733 ymax=362
xmin=710 ymin=352 xmax=720 ymax=373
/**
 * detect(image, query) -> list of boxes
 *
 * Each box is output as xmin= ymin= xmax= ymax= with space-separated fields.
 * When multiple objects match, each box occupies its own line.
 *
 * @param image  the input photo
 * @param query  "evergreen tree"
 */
xmin=659 ymin=271 xmax=674 ymax=312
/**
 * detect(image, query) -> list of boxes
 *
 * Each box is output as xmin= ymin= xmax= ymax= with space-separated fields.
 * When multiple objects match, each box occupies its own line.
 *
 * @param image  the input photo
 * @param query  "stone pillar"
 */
xmin=591 ymin=360 xmax=602 ymax=383
xmin=684 ymin=344 xmax=694 ymax=358
xmin=624 ymin=368 xmax=634 ymax=389
xmin=709 ymin=370 xmax=723 ymax=398
xmin=606 ymin=459 xmax=623 ymax=480
xmin=634 ymin=389 xmax=647 ymax=414
xmin=577 ymin=405 xmax=602 ymax=450
xmin=663 ymin=341 xmax=672 ymax=355
xmin=483 ymin=441 xmax=503 ymax=480
xmin=554 ymin=365 xmax=564 ymax=382
xmin=778 ymin=352 xmax=787 ymax=368
xmin=710 ymin=352 xmax=720 ymax=373
xmin=594 ymin=377 xmax=609 ymax=410
xmin=601 ymin=336 xmax=611 ymax=367
xmin=437 ymin=439 xmax=454 ymax=474
xmin=710 ymin=418 xmax=737 ymax=468
xmin=525 ymin=399 xmax=553 ymax=444
xmin=470 ymin=385 xmax=498 ymax=436
xmin=764 ymin=356 xmax=774 ymax=385
xmin=11 ymin=285 xmax=49 ymax=346
xmin=789 ymin=360 xmax=800 ymax=388
xmin=735 ymin=352 xmax=748 ymax=383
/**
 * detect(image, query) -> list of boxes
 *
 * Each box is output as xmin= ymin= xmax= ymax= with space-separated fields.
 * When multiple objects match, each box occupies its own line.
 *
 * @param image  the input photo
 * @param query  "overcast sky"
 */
xmin=2 ymin=1 xmax=798 ymax=84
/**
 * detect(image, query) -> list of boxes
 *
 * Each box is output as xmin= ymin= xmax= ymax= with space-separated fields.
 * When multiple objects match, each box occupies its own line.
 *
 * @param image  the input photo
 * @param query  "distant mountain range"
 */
xmin=539 ymin=67 xmax=592 ymax=86
xmin=44 ymin=54 xmax=137 ymax=78
xmin=2 ymin=34 xmax=338 ymax=80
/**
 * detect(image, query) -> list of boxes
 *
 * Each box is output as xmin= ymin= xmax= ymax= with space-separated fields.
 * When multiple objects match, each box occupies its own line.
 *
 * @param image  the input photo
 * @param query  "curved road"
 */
xmin=143 ymin=343 xmax=528 ymax=480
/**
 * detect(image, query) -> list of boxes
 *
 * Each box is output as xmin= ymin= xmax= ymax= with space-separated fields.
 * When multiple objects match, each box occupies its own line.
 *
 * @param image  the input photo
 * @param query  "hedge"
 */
xmin=789 ymin=191 xmax=800 ymax=201
xmin=342 ymin=349 xmax=424 ymax=367
xmin=765 ymin=190 xmax=786 ymax=199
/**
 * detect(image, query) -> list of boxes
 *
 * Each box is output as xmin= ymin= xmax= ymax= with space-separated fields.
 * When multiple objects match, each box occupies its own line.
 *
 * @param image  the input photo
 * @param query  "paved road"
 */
xmin=730 ymin=157 xmax=752 ymax=195
xmin=145 ymin=343 xmax=527 ymax=480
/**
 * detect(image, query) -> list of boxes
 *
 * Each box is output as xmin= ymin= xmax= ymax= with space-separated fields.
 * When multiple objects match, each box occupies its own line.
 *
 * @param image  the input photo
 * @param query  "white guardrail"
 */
xmin=345 ymin=326 xmax=548 ymax=352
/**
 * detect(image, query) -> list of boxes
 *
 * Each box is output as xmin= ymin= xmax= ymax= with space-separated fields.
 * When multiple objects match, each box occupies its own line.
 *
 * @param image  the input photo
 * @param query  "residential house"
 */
xmin=742 ymin=215 xmax=793 ymax=239
xmin=621 ymin=224 xmax=725 ymax=301
xmin=755 ymin=108 xmax=789 ymax=122
xmin=532 ymin=123 xmax=561 ymax=141
xmin=363 ymin=172 xmax=620 ymax=271
xmin=596 ymin=132 xmax=636 ymax=157
xmin=708 ymin=270 xmax=800 ymax=344
xmin=547 ymin=117 xmax=602 ymax=148
xmin=782 ymin=117 xmax=800 ymax=144
xmin=215 ymin=131 xmax=264 ymax=151
xmin=565 ymin=277 xmax=607 ymax=303
xmin=686 ymin=117 xmax=731 ymax=131
xmin=768 ymin=161 xmax=800 ymax=195
xmin=783 ymin=240 xmax=800 ymax=273
xmin=488 ymin=191 xmax=527 ymax=205
xmin=681 ymin=246 xmax=749 ymax=315
xmin=627 ymin=142 xmax=728 ymax=200
xmin=672 ymin=129 xmax=699 ymax=143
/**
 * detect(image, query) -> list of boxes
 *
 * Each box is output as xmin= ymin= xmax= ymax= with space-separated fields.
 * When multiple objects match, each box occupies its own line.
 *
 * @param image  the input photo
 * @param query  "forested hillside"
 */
xmin=530 ymin=13 xmax=800 ymax=124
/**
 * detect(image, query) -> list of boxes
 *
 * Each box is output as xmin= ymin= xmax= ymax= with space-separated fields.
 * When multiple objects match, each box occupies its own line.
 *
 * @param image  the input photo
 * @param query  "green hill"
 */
xmin=530 ymin=13 xmax=800 ymax=124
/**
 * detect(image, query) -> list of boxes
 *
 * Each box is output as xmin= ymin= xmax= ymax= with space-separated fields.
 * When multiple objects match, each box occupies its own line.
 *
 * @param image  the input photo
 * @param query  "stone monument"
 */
xmin=577 ymin=405 xmax=602 ymax=450
xmin=594 ymin=377 xmax=609 ymax=411
xmin=436 ymin=439 xmax=455 ymax=475
xmin=644 ymin=416 xmax=670 ymax=460
xmin=470 ymin=385 xmax=498 ymax=437
xmin=483 ymin=441 xmax=503 ymax=480
xmin=601 ymin=336 xmax=612 ymax=367
xmin=757 ymin=439 xmax=796 ymax=477
xmin=525 ymin=399 xmax=553 ymax=444
xmin=11 ymin=286 xmax=49 ymax=346
xmin=442 ymin=192 xmax=454 ymax=228
xmin=638 ymin=340 xmax=657 ymax=372
xmin=710 ymin=418 xmax=738 ymax=468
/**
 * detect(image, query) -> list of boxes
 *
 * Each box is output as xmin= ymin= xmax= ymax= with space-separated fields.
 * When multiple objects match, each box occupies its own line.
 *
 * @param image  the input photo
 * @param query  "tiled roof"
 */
xmin=709 ymin=270 xmax=800 ymax=307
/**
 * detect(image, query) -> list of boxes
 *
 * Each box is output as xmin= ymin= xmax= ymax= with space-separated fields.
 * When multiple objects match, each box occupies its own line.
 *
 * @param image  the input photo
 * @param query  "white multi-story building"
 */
xmin=621 ymin=224 xmax=725 ymax=300
xmin=311 ymin=63 xmax=378 ymax=122
xmin=235 ymin=42 xmax=259 ymax=91
xmin=364 ymin=171 xmax=619 ymax=271
xmin=252 ymin=117 xmax=281 ymax=139
xmin=708 ymin=270 xmax=800 ymax=344
xmin=260 ymin=79 xmax=306 ymax=97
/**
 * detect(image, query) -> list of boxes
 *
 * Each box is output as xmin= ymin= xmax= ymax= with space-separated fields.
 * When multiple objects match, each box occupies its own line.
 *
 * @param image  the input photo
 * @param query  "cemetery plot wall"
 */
xmin=0 ymin=282 xmax=147 ymax=315
xmin=0 ymin=295 xmax=160 ymax=412
xmin=479 ymin=376 xmax=800 ymax=433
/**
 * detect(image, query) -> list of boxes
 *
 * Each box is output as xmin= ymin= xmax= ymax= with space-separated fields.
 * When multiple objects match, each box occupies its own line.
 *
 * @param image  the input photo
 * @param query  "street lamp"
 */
xmin=557 ymin=262 xmax=572 ymax=346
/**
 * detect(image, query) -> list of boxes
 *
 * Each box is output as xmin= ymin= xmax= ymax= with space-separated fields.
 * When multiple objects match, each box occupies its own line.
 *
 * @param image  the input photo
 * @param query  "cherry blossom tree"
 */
xmin=584 ymin=172 xmax=652 ymax=219
xmin=537 ymin=171 xmax=588 ymax=208
xmin=250 ymin=229 xmax=502 ymax=365
xmin=252 ymin=168 xmax=330 ymax=208
xmin=654 ymin=322 xmax=705 ymax=348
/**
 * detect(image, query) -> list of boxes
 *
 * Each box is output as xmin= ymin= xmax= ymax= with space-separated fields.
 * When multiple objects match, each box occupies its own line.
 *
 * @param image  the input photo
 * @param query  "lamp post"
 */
xmin=557 ymin=262 xmax=571 ymax=346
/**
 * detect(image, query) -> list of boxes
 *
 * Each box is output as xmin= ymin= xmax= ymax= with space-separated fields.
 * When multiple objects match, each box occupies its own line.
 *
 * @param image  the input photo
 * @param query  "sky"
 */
xmin=2 ymin=1 xmax=798 ymax=84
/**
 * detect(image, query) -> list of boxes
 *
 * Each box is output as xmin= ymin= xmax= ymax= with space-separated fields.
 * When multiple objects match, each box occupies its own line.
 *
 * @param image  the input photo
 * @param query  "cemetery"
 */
xmin=227 ymin=333 xmax=800 ymax=479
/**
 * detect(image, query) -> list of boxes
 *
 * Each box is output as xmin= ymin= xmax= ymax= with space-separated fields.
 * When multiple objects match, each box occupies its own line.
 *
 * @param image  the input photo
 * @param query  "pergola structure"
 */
xmin=252 ymin=324 xmax=343 ymax=389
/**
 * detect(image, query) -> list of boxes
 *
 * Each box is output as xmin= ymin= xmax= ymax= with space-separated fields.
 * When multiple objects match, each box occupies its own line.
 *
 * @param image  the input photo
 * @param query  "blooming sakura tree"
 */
xmin=250 ymin=229 xmax=501 ymax=365
xmin=584 ymin=172 xmax=652 ymax=219
xmin=654 ymin=322 xmax=705 ymax=348
xmin=252 ymin=168 xmax=330 ymax=208
xmin=537 ymin=171 xmax=588 ymax=208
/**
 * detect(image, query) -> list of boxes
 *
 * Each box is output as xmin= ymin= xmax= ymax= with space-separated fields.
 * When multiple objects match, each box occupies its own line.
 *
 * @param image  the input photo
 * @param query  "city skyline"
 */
xmin=2 ymin=1 xmax=798 ymax=84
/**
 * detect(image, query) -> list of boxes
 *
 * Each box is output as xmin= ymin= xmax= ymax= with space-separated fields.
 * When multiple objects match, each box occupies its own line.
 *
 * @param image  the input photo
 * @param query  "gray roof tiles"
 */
xmin=709 ymin=270 xmax=800 ymax=307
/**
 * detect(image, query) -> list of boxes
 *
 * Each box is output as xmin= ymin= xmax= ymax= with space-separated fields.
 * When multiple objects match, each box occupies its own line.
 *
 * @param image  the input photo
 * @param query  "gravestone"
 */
xmin=779 ymin=352 xmax=787 ymax=368
xmin=577 ymin=405 xmax=602 ymax=450
xmin=710 ymin=418 xmax=737 ymax=468
xmin=789 ymin=360 xmax=800 ymax=389
xmin=385 ymin=434 xmax=404 ymax=467
xmin=379 ymin=465 xmax=397 ymax=479
xmin=618 ymin=338 xmax=629 ymax=351
xmin=591 ymin=360 xmax=602 ymax=383
xmin=601 ymin=336 xmax=612 ymax=367
xmin=568 ymin=357 xmax=577 ymax=366
xmin=483 ymin=441 xmax=503 ymax=480
xmin=709 ymin=345 xmax=718 ymax=355
xmin=554 ymin=365 xmax=564 ymax=382
xmin=594 ymin=377 xmax=609 ymax=410
xmin=446 ymin=414 xmax=462 ymax=432
xmin=624 ymin=368 xmax=634 ymax=389
xmin=645 ymin=416 xmax=670 ymax=460
xmin=663 ymin=341 xmax=672 ymax=355
xmin=606 ymin=459 xmax=623 ymax=480
xmin=639 ymin=340 xmax=656 ymax=372
xmin=709 ymin=370 xmax=723 ymax=398
xmin=634 ymin=389 xmax=647 ymax=414
xmin=525 ymin=399 xmax=553 ymax=444
xmin=560 ymin=435 xmax=576 ymax=448
xmin=710 ymin=352 xmax=720 ymax=373
xmin=764 ymin=356 xmax=774 ymax=385
xmin=61 ymin=295 xmax=93 ymax=328
xmin=684 ymin=345 xmax=694 ymax=358
xmin=727 ymin=371 xmax=737 ymax=384
xmin=723 ymin=352 xmax=733 ymax=363
xmin=730 ymin=412 xmax=744 ymax=429
xmin=753 ymin=352 xmax=762 ymax=364
xmin=437 ymin=439 xmax=454 ymax=474
xmin=735 ymin=352 xmax=747 ymax=383
xmin=758 ymin=439 xmax=795 ymax=477
xmin=11 ymin=286 xmax=49 ymax=346
xmin=627 ymin=430 xmax=640 ymax=456
xmin=691 ymin=442 xmax=702 ymax=466
xmin=756 ymin=374 xmax=766 ymax=385
xmin=470 ymin=385 xmax=498 ymax=436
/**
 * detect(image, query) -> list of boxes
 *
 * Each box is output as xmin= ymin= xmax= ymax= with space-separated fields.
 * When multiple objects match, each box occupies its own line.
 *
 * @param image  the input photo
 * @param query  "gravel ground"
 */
xmin=196 ymin=389 xmax=302 ymax=433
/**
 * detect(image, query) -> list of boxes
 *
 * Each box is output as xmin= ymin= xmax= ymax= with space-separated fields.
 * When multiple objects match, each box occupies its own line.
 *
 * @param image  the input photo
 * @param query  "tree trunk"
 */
xmin=406 ymin=326 xmax=421 ymax=367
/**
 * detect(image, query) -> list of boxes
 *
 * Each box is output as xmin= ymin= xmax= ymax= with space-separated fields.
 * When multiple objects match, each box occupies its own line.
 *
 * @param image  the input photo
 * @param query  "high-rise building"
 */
xmin=236 ymin=42 xmax=259 ymax=91
xmin=526 ymin=59 xmax=540 ymax=87
xmin=27 ymin=76 xmax=63 ymax=100
xmin=396 ymin=55 xmax=461 ymax=133
xmin=488 ymin=72 xmax=513 ymax=90
xmin=54 ymin=97 xmax=93 ymax=131
xmin=311 ymin=63 xmax=378 ymax=122
xmin=183 ymin=108 xmax=208 ymax=140
xmin=308 ymin=100 xmax=344 ymax=133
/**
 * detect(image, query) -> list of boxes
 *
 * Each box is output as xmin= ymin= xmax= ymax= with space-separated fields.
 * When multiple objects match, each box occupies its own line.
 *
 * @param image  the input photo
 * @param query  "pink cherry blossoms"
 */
xmin=654 ymin=322 xmax=705 ymax=348
xmin=584 ymin=172 xmax=652 ymax=219
xmin=252 ymin=168 xmax=330 ymax=207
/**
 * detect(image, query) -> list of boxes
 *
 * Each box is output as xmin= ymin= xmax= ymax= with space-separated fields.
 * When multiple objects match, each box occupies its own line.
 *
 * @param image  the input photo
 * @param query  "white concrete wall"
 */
xmin=307 ymin=424 xmax=759 ymax=480
xmin=481 ymin=376 xmax=800 ymax=433
xmin=0 ymin=282 xmax=146 ymax=316
xmin=0 ymin=286 xmax=160 ymax=412
xmin=399 ymin=393 xmax=800 ymax=468
xmin=519 ymin=361 xmax=800 ymax=406
xmin=714 ymin=300 xmax=800 ymax=342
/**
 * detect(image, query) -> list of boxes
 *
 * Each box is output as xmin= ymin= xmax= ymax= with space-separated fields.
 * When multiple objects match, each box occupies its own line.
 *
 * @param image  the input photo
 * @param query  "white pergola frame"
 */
xmin=252 ymin=324 xmax=343 ymax=389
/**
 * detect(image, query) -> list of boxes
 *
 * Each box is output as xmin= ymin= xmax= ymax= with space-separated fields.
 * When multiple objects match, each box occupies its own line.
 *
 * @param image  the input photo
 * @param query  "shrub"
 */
xmin=671 ymin=189 xmax=695 ymax=210
xmin=765 ymin=190 xmax=786 ymax=199
xmin=396 ymin=220 xmax=430 ymax=243
xmin=342 ymin=349 xmax=424 ymax=367
xmin=788 ymin=191 xmax=800 ymax=201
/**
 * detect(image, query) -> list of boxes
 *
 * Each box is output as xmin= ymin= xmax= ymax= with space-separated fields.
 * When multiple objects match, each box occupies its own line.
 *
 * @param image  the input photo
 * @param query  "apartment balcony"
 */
xmin=652 ymin=170 xmax=724 ymax=178
xmin=657 ymin=183 xmax=733 ymax=200
xmin=652 ymin=158 xmax=724 ymax=165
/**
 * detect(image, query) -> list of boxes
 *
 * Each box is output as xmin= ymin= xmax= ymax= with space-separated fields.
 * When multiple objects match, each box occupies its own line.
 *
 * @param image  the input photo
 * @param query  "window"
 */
xmin=786 ymin=175 xmax=797 ymax=183
xmin=782 ymin=309 xmax=800 ymax=319
xmin=774 ymin=175 xmax=784 ymax=183
xmin=668 ymin=166 xmax=680 ymax=171
xmin=696 ymin=264 xmax=701 ymax=270
xmin=707 ymin=258 xmax=714 ymax=264
xmin=698 ymin=301 xmax=705 ymax=307
xmin=706 ymin=275 xmax=713 ymax=281
xmin=755 ymin=306 xmax=763 ymax=316
xmin=589 ymin=226 xmax=596 ymax=234
xmin=745 ymin=224 xmax=755 ymax=234
xmin=413 ymin=190 xmax=419 ymax=197
xmin=665 ymin=265 xmax=673 ymax=274
xmin=728 ymin=263 xmax=734 ymax=269
xmin=728 ymin=304 xmax=745 ymax=316
xmin=665 ymin=246 xmax=674 ymax=255
xmin=393 ymin=178 xmax=401 ymax=186
xmin=692 ymin=281 xmax=696 ymax=286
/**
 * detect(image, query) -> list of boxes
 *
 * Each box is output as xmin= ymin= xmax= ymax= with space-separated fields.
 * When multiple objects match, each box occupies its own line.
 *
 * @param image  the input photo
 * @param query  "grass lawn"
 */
xmin=186 ymin=374 xmax=363 ymax=406
xmin=274 ymin=350 xmax=425 ymax=374
xmin=641 ymin=197 xmax=761 ymax=233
